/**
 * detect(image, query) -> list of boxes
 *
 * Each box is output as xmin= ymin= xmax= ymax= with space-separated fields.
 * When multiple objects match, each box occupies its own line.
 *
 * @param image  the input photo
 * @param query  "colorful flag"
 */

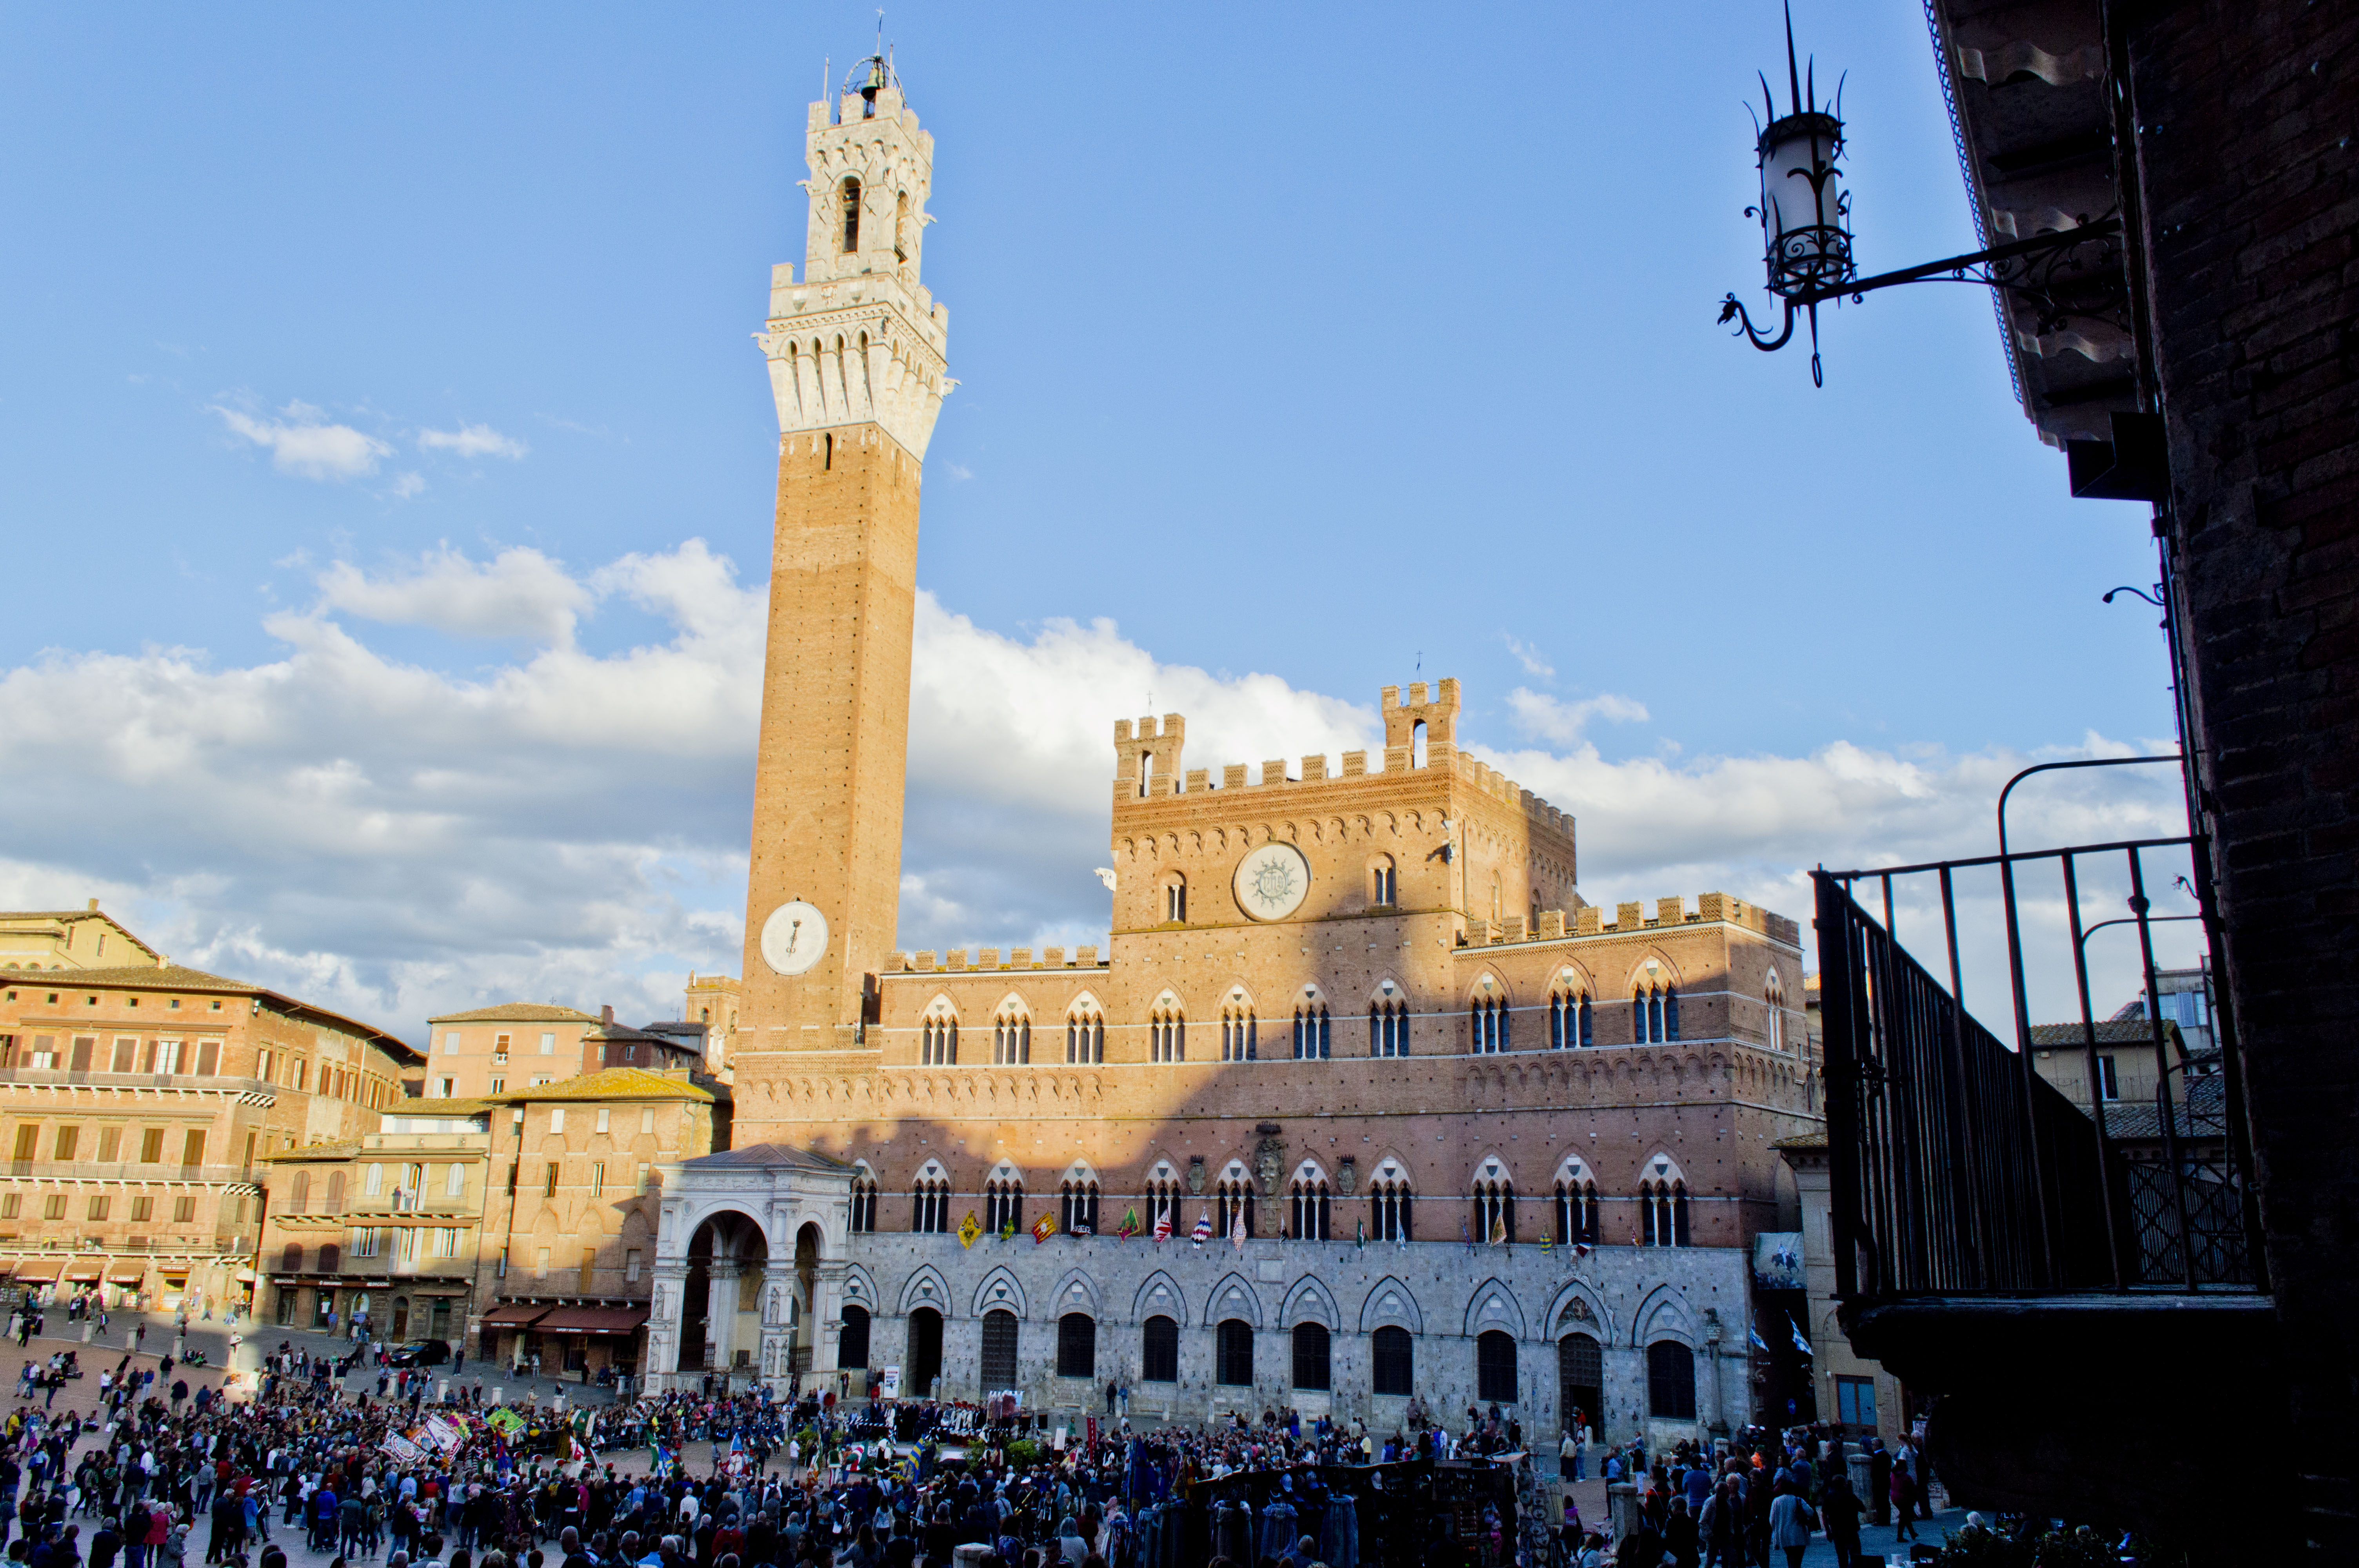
xmin=1116 ymin=1207 xmax=1141 ymax=1240
xmin=1540 ymin=1235 xmax=1554 ymax=1254
xmin=1750 ymin=1324 xmax=1771 ymax=1352
xmin=957 ymin=1212 xmax=981 ymax=1248
xmin=1000 ymin=1218 xmax=1015 ymax=1241
xmin=1790 ymin=1318 xmax=1813 ymax=1357
xmin=1230 ymin=1208 xmax=1245 ymax=1249
xmin=1032 ymin=1212 xmax=1058 ymax=1245
xmin=1153 ymin=1208 xmax=1172 ymax=1243
xmin=1575 ymin=1242 xmax=1592 ymax=1258
xmin=1190 ymin=1210 xmax=1212 ymax=1246
xmin=1354 ymin=1219 xmax=1365 ymax=1250
xmin=1490 ymin=1213 xmax=1508 ymax=1246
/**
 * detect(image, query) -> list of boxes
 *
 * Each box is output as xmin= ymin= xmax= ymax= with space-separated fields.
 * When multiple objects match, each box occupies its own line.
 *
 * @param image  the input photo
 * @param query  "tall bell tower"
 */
xmin=738 ymin=54 xmax=951 ymax=1065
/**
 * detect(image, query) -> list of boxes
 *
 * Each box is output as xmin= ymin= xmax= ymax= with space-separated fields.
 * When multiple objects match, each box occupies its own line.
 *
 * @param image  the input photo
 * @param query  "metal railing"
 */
xmin=1 ymin=1161 xmax=258 ymax=1184
xmin=1816 ymin=830 xmax=2263 ymax=1301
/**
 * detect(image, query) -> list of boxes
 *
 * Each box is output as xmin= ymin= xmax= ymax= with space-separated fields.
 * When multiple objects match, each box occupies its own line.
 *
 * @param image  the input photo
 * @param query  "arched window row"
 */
xmin=1370 ymin=1000 xmax=1410 ymax=1057
xmin=1060 ymin=1180 xmax=1101 ymax=1236
xmin=1554 ymin=1179 xmax=1599 ymax=1244
xmin=1548 ymin=991 xmax=1595 ymax=1050
xmin=1220 ymin=1006 xmax=1256 ymax=1062
xmin=1634 ymin=984 xmax=1681 ymax=1045
xmin=1150 ymin=1009 xmax=1186 ymax=1063
xmin=1471 ymin=1178 xmax=1517 ymax=1244
xmin=1067 ymin=1009 xmax=1104 ymax=1065
xmin=920 ymin=1016 xmax=958 ymax=1066
xmin=1369 ymin=1179 xmax=1415 ymax=1242
xmin=1766 ymin=970 xmax=1788 ymax=1053
xmin=1293 ymin=1004 xmax=1330 ymax=1060
xmin=983 ymin=1178 xmax=1023 ymax=1237
xmin=992 ymin=1013 xmax=1030 ymax=1066
xmin=911 ymin=1178 xmax=952 ymax=1234
xmin=1640 ymin=1179 xmax=1692 ymax=1247
xmin=849 ymin=1176 xmax=879 ymax=1234
xmin=1145 ymin=1176 xmax=1183 ymax=1235
xmin=1214 ymin=1178 xmax=1255 ymax=1239
xmin=1290 ymin=1179 xmax=1331 ymax=1241
xmin=1469 ymin=996 xmax=1511 ymax=1054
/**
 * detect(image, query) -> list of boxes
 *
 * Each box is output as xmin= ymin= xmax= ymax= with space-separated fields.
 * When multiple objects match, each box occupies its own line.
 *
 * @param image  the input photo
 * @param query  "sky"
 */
xmin=0 ymin=3 xmax=2196 ymax=1043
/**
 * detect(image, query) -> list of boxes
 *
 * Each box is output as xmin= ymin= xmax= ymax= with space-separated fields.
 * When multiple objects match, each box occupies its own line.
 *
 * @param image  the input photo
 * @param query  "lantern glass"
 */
xmin=1758 ymin=111 xmax=1852 ymax=297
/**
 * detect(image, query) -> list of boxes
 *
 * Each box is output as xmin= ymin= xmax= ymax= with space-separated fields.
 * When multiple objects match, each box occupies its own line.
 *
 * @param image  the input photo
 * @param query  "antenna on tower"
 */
xmin=823 ymin=55 xmax=832 ymax=121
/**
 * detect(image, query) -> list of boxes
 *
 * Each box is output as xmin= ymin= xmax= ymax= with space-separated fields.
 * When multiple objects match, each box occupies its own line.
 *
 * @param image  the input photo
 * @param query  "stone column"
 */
xmin=1702 ymin=1312 xmax=1727 ymax=1435
xmin=759 ymin=1261 xmax=799 ymax=1394
xmin=809 ymin=1258 xmax=846 ymax=1390
xmin=644 ymin=1263 xmax=691 ymax=1393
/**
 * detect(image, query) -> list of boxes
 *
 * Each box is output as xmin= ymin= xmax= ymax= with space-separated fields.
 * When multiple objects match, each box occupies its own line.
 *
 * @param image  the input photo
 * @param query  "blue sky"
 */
xmin=0 ymin=3 xmax=2192 ymax=1037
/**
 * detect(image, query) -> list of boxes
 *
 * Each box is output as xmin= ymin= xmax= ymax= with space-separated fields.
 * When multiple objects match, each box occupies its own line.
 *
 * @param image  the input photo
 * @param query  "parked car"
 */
xmin=385 ymin=1339 xmax=451 ymax=1367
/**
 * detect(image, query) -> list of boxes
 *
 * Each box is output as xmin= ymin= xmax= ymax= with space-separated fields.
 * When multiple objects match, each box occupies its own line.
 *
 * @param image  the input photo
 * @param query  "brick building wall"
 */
xmin=0 ymin=962 xmax=414 ymax=1306
xmin=2126 ymin=0 xmax=2359 ymax=1539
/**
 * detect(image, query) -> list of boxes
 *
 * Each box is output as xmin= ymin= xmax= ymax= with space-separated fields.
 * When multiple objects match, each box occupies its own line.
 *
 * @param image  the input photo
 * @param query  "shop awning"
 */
xmin=64 ymin=1264 xmax=103 ymax=1282
xmin=533 ymin=1307 xmax=649 ymax=1335
xmin=107 ymin=1269 xmax=145 ymax=1285
xmin=11 ymin=1262 xmax=62 ymax=1283
xmin=478 ymin=1303 xmax=550 ymax=1329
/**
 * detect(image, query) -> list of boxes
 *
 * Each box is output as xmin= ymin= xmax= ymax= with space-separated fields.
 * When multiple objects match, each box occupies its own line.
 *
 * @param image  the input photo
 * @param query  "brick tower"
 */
xmin=738 ymin=55 xmax=951 ymax=1069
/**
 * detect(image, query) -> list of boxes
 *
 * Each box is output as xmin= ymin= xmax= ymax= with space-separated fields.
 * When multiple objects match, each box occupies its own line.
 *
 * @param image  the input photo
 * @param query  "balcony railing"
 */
xmin=1815 ymin=832 xmax=2263 ymax=1301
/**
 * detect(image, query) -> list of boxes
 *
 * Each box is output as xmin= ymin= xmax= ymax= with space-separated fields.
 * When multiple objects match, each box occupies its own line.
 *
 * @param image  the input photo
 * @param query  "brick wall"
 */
xmin=2130 ymin=0 xmax=2359 ymax=1541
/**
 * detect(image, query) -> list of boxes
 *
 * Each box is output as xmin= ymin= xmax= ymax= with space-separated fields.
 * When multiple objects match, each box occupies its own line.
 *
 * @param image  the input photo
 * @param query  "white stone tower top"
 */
xmin=756 ymin=54 xmax=953 ymax=459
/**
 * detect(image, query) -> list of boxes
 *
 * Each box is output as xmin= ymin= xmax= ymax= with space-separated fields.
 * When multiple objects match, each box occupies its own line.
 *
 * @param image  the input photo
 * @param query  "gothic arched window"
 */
xmin=984 ymin=1175 xmax=1024 ymax=1236
xmin=1370 ymin=996 xmax=1409 ymax=1056
xmin=1290 ymin=1177 xmax=1331 ymax=1240
xmin=1471 ymin=1177 xmax=1516 ymax=1244
xmin=1292 ymin=1004 xmax=1330 ymax=1060
xmin=1554 ymin=1176 xmax=1599 ymax=1243
xmin=1150 ymin=1006 xmax=1185 ymax=1064
xmin=1370 ymin=1174 xmax=1415 ymax=1242
xmin=1470 ymin=995 xmax=1510 ymax=1053
xmin=992 ymin=1010 xmax=1030 ymax=1066
xmin=921 ymin=1011 xmax=958 ymax=1066
xmin=849 ymin=1173 xmax=879 ymax=1233
xmin=1220 ymin=1004 xmax=1256 ymax=1062
xmin=912 ymin=1174 xmax=951 ymax=1234
xmin=840 ymin=177 xmax=862 ymax=252
xmin=1549 ymin=986 xmax=1593 ymax=1049
xmin=1066 ymin=1004 xmax=1104 ymax=1065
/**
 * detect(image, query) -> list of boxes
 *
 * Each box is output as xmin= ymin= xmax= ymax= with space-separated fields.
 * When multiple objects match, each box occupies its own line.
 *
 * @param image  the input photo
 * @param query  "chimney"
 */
xmin=601 ymin=1004 xmax=614 ymax=1026
xmin=86 ymin=898 xmax=98 ymax=912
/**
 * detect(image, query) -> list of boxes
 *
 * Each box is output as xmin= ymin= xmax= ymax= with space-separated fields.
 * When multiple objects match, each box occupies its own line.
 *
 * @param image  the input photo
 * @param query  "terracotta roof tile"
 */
xmin=484 ymin=1067 xmax=715 ymax=1105
xmin=427 ymin=1002 xmax=598 ymax=1025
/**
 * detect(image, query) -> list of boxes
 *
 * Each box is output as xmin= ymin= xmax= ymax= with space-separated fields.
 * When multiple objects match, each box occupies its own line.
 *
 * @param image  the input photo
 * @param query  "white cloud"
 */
xmin=0 ymin=539 xmax=2193 ymax=1045
xmin=1503 ymin=635 xmax=1555 ymax=681
xmin=1506 ymin=686 xmax=1649 ymax=745
xmin=418 ymin=423 xmax=528 ymax=461
xmin=391 ymin=472 xmax=426 ymax=499
xmin=213 ymin=402 xmax=391 ymax=481
xmin=315 ymin=544 xmax=594 ymax=646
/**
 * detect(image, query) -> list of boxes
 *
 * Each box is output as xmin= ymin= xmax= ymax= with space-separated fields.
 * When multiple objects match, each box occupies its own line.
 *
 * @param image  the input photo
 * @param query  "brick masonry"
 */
xmin=2129 ymin=0 xmax=2359 ymax=1537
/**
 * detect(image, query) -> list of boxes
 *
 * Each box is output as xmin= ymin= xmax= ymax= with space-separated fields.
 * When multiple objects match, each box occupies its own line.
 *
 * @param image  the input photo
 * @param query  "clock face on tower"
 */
xmin=1233 ymin=843 xmax=1312 ymax=922
xmin=759 ymin=901 xmax=830 ymax=976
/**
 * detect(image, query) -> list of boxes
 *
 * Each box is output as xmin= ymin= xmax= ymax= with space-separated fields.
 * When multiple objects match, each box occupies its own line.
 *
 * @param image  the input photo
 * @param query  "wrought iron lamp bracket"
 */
xmin=1721 ymin=216 xmax=2127 ymax=385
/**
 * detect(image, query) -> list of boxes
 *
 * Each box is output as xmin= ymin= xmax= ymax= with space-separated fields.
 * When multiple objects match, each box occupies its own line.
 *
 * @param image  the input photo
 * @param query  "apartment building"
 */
xmin=0 ymin=958 xmax=414 ymax=1309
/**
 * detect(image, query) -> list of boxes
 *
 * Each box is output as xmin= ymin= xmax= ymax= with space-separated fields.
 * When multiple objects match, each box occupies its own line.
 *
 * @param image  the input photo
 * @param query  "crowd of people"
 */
xmin=2 ymin=1294 xmax=1968 ymax=1568
xmin=1567 ymin=1427 xmax=1937 ymax=1568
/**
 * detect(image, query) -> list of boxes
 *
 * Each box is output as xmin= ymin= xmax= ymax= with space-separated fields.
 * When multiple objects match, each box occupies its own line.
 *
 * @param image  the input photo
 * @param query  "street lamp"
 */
xmin=1721 ymin=4 xmax=2126 ymax=386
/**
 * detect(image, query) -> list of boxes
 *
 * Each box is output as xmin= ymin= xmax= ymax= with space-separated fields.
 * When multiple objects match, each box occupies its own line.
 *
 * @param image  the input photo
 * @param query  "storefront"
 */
xmin=532 ymin=1305 xmax=649 ymax=1377
xmin=106 ymin=1266 xmax=146 ymax=1308
xmin=10 ymin=1261 xmax=62 ymax=1301
xmin=478 ymin=1302 xmax=547 ymax=1368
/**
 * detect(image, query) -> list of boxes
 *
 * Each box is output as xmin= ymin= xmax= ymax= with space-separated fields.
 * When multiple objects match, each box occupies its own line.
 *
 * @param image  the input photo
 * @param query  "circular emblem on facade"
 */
xmin=1233 ymin=842 xmax=1312 ymax=921
xmin=759 ymin=900 xmax=830 ymax=976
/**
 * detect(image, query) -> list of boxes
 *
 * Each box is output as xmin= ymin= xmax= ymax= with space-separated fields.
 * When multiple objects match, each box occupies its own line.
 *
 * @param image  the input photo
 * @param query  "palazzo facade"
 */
xmin=646 ymin=58 xmax=1823 ymax=1450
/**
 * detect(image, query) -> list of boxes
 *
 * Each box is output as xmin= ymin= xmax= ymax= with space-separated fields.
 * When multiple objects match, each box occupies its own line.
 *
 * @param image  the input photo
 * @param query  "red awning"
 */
xmin=63 ymin=1264 xmax=103 ymax=1282
xmin=533 ymin=1307 xmax=649 ymax=1335
xmin=11 ymin=1262 xmax=62 ymax=1282
xmin=478 ymin=1303 xmax=550 ymax=1328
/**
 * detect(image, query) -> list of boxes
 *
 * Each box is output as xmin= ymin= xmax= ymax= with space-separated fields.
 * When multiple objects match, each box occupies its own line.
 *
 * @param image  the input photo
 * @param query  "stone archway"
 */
xmin=677 ymin=1209 xmax=769 ymax=1377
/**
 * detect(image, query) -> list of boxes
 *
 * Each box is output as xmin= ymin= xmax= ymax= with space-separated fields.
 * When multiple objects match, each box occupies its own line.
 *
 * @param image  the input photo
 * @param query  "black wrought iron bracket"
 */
xmin=1719 ymin=215 xmax=2126 ymax=385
